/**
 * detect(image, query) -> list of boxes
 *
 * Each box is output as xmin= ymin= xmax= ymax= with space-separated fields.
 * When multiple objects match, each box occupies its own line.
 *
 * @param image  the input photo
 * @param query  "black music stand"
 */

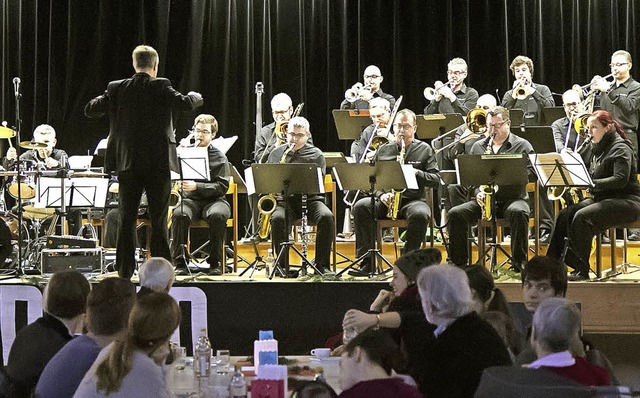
xmin=323 ymin=152 xmax=348 ymax=169
xmin=510 ymin=126 xmax=556 ymax=153
xmin=333 ymin=161 xmax=408 ymax=277
xmin=416 ymin=113 xmax=464 ymax=141
xmin=541 ymin=106 xmax=566 ymax=126
xmin=332 ymin=109 xmax=372 ymax=141
xmin=456 ymin=154 xmax=529 ymax=272
xmin=530 ymin=152 xmax=593 ymax=191
xmin=509 ymin=109 xmax=525 ymax=126
xmin=251 ymin=163 xmax=325 ymax=278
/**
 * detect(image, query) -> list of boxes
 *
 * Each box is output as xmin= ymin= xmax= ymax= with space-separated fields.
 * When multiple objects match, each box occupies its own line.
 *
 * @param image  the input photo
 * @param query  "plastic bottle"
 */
xmin=264 ymin=248 xmax=275 ymax=277
xmin=228 ymin=365 xmax=247 ymax=398
xmin=193 ymin=328 xmax=212 ymax=379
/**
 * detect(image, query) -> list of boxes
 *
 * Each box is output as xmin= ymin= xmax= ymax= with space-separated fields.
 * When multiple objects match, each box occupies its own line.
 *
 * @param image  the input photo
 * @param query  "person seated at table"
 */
xmin=266 ymin=116 xmax=334 ymax=276
xmin=138 ymin=257 xmax=175 ymax=296
xmin=74 ymin=291 xmax=181 ymax=398
xmin=340 ymin=249 xmax=440 ymax=385
xmin=546 ymin=110 xmax=640 ymax=280
xmin=414 ymin=264 xmax=512 ymax=397
xmin=337 ymin=328 xmax=422 ymax=398
xmin=292 ymin=380 xmax=338 ymax=398
xmin=36 ymin=277 xmax=136 ymax=398
xmin=0 ymin=270 xmax=91 ymax=397
xmin=171 ymin=114 xmax=231 ymax=275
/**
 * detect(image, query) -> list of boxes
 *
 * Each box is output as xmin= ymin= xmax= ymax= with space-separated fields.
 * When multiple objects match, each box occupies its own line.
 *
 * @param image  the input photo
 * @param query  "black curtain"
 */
xmin=1 ymin=0 xmax=638 ymax=224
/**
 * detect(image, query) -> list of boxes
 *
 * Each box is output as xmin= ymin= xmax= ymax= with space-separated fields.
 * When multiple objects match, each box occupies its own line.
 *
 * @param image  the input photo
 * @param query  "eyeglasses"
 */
xmin=194 ymin=129 xmax=212 ymax=135
xmin=447 ymin=70 xmax=466 ymax=76
xmin=563 ymin=102 xmax=579 ymax=108
xmin=370 ymin=112 xmax=387 ymax=119
xmin=393 ymin=123 xmax=415 ymax=131
xmin=287 ymin=132 xmax=307 ymax=139
xmin=487 ymin=120 xmax=509 ymax=129
xmin=272 ymin=109 xmax=290 ymax=115
xmin=610 ymin=62 xmax=629 ymax=68
xmin=364 ymin=75 xmax=381 ymax=79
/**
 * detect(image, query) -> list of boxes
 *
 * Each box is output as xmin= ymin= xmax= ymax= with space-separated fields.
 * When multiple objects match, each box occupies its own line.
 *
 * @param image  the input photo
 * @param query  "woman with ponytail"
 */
xmin=547 ymin=110 xmax=640 ymax=280
xmin=74 ymin=292 xmax=181 ymax=397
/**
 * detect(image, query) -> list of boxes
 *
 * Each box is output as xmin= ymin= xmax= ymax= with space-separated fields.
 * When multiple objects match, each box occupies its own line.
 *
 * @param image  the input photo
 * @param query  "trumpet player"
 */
xmin=340 ymin=65 xmax=396 ymax=110
xmin=170 ymin=114 xmax=231 ymax=275
xmin=592 ymin=50 xmax=640 ymax=159
xmin=424 ymin=58 xmax=479 ymax=115
xmin=350 ymin=97 xmax=393 ymax=162
xmin=447 ymin=106 xmax=534 ymax=271
xmin=501 ymin=55 xmax=554 ymax=125
xmin=350 ymin=109 xmax=440 ymax=276
xmin=254 ymin=93 xmax=293 ymax=163
xmin=266 ymin=116 xmax=334 ymax=275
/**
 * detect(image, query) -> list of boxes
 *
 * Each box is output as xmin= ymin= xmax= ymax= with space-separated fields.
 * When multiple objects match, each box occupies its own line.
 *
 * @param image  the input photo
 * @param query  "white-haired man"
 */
xmin=341 ymin=65 xmax=396 ymax=110
xmin=424 ymin=58 xmax=479 ymax=115
xmin=266 ymin=117 xmax=334 ymax=276
xmin=138 ymin=257 xmax=175 ymax=295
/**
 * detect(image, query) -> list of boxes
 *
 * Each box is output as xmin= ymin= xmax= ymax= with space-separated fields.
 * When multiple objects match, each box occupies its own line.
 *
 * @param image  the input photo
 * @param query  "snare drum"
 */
xmin=8 ymin=160 xmax=37 ymax=199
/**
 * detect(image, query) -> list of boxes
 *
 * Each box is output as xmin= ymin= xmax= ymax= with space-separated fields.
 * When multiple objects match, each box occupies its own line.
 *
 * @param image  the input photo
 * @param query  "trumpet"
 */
xmin=345 ymin=83 xmax=373 ymax=103
xmin=424 ymin=80 xmax=454 ymax=101
xmin=257 ymin=194 xmax=277 ymax=240
xmin=513 ymin=77 xmax=532 ymax=100
xmin=573 ymin=73 xmax=614 ymax=98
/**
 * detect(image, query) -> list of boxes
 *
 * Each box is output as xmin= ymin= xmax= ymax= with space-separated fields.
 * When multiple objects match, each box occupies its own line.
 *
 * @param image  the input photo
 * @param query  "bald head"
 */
xmin=363 ymin=65 xmax=383 ymax=92
xmin=476 ymin=94 xmax=497 ymax=111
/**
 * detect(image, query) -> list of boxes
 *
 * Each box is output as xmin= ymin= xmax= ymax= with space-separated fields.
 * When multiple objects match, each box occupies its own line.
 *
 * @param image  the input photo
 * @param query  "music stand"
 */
xmin=323 ymin=152 xmax=348 ymax=170
xmin=332 ymin=109 xmax=372 ymax=141
xmin=251 ymin=163 xmax=325 ymax=278
xmin=333 ymin=161 xmax=408 ymax=277
xmin=509 ymin=109 xmax=524 ymax=126
xmin=541 ymin=106 xmax=566 ymax=126
xmin=510 ymin=126 xmax=556 ymax=153
xmin=529 ymin=152 xmax=593 ymax=190
xmin=416 ymin=113 xmax=464 ymax=140
xmin=456 ymin=154 xmax=529 ymax=271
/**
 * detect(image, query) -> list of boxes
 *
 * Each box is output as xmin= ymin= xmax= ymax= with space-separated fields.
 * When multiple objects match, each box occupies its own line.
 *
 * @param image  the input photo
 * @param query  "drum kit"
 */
xmin=0 ymin=125 xmax=107 ymax=272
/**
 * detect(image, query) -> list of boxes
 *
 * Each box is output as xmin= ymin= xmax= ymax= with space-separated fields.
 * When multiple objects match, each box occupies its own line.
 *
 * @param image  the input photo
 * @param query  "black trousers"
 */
xmin=170 ymin=198 xmax=231 ymax=267
xmin=116 ymin=171 xmax=171 ymax=279
xmin=270 ymin=198 xmax=334 ymax=269
xmin=448 ymin=198 xmax=530 ymax=267
xmin=352 ymin=197 xmax=430 ymax=258
xmin=547 ymin=197 xmax=640 ymax=274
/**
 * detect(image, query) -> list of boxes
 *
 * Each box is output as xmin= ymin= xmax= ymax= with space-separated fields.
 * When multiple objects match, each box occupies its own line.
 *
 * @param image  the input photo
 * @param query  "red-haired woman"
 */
xmin=547 ymin=110 xmax=640 ymax=280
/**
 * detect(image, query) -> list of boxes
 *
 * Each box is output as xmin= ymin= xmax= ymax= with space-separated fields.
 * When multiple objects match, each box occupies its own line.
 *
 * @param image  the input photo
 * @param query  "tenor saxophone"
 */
xmin=386 ymin=139 xmax=406 ymax=220
xmin=480 ymin=134 xmax=495 ymax=221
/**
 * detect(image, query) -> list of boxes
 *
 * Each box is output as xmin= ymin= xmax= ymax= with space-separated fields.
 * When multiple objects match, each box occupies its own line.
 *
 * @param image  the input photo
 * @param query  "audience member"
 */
xmin=337 ymin=328 xmax=422 ymax=398
xmin=516 ymin=255 xmax=568 ymax=365
xmin=74 ymin=292 xmax=181 ymax=397
xmin=0 ymin=271 xmax=90 ymax=398
xmin=36 ymin=277 xmax=136 ymax=398
xmin=464 ymin=265 xmax=522 ymax=360
xmin=339 ymin=249 xmax=440 ymax=377
xmin=292 ymin=380 xmax=338 ymax=398
xmin=138 ymin=257 xmax=175 ymax=296
xmin=414 ymin=264 xmax=512 ymax=397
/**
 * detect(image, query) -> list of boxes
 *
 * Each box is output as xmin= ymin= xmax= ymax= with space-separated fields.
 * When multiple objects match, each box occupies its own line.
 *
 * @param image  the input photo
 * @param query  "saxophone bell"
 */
xmin=257 ymin=194 xmax=277 ymax=240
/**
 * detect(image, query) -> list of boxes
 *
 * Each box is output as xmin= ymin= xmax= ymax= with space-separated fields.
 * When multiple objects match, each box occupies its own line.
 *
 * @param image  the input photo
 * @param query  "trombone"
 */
xmin=423 ymin=80 xmax=454 ymax=101
xmin=431 ymin=108 xmax=487 ymax=154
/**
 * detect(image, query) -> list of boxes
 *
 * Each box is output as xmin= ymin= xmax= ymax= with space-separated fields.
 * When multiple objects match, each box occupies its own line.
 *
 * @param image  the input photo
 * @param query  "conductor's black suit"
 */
xmin=85 ymin=72 xmax=203 ymax=279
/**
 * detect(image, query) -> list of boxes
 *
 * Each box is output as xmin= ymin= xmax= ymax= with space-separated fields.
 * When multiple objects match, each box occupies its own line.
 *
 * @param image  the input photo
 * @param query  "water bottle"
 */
xmin=264 ymin=248 xmax=275 ymax=277
xmin=193 ymin=328 xmax=212 ymax=379
xmin=228 ymin=365 xmax=247 ymax=398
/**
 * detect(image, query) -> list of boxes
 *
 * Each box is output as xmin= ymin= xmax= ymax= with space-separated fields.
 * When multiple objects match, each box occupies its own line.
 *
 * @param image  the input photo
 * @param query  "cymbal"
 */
xmin=72 ymin=170 xmax=108 ymax=177
xmin=0 ymin=126 xmax=16 ymax=139
xmin=19 ymin=141 xmax=47 ymax=149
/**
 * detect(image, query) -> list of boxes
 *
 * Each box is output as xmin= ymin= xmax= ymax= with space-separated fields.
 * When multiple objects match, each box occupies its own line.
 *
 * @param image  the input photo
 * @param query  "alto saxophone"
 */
xmin=386 ymin=139 xmax=406 ymax=220
xmin=479 ymin=134 xmax=496 ymax=221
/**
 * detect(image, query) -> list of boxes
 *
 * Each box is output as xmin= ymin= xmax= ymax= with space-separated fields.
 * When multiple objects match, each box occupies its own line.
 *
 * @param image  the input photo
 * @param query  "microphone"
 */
xmin=13 ymin=77 xmax=20 ymax=97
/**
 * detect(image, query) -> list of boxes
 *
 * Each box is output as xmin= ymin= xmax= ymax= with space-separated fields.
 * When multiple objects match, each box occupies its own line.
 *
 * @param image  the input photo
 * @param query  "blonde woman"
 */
xmin=74 ymin=292 xmax=181 ymax=397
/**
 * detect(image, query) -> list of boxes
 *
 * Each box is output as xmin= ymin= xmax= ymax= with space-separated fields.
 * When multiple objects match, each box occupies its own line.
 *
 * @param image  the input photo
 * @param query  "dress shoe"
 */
xmin=627 ymin=232 xmax=640 ymax=241
xmin=348 ymin=262 xmax=373 ymax=277
xmin=316 ymin=266 xmax=335 ymax=275
xmin=208 ymin=266 xmax=223 ymax=276
xmin=568 ymin=270 xmax=590 ymax=281
xmin=539 ymin=229 xmax=551 ymax=244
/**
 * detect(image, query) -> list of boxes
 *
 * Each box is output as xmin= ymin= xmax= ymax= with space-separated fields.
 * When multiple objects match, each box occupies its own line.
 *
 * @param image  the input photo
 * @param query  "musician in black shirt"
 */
xmin=424 ymin=58 xmax=479 ymax=116
xmin=340 ymin=65 xmax=396 ymax=111
xmin=501 ymin=55 xmax=554 ymax=126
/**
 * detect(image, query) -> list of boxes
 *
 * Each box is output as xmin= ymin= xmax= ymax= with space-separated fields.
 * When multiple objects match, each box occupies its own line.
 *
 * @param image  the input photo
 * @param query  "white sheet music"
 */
xmin=35 ymin=177 xmax=109 ymax=208
xmin=244 ymin=167 xmax=256 ymax=195
xmin=529 ymin=152 xmax=594 ymax=188
xmin=211 ymin=135 xmax=238 ymax=155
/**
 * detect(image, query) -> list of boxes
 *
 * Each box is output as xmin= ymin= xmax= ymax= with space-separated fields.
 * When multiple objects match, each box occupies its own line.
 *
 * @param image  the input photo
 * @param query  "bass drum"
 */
xmin=0 ymin=215 xmax=17 ymax=268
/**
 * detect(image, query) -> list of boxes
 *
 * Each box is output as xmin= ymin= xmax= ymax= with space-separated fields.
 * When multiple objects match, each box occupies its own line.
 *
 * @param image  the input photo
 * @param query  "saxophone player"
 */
xmin=447 ymin=107 xmax=535 ymax=272
xmin=266 ymin=116 xmax=334 ymax=276
xmin=171 ymin=114 xmax=231 ymax=275
xmin=350 ymin=109 xmax=440 ymax=276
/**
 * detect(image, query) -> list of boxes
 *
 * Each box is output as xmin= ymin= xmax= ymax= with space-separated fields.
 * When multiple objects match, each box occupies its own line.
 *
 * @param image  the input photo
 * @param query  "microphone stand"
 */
xmin=14 ymin=80 xmax=25 ymax=274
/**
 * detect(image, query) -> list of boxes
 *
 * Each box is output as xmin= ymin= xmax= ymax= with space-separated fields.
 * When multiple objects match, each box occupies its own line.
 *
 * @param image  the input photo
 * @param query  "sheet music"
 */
xmin=401 ymin=165 xmax=419 ymax=189
xmin=529 ymin=152 xmax=594 ymax=188
xmin=35 ymin=177 xmax=109 ymax=208
xmin=245 ymin=167 xmax=256 ymax=195
xmin=211 ymin=135 xmax=238 ymax=155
